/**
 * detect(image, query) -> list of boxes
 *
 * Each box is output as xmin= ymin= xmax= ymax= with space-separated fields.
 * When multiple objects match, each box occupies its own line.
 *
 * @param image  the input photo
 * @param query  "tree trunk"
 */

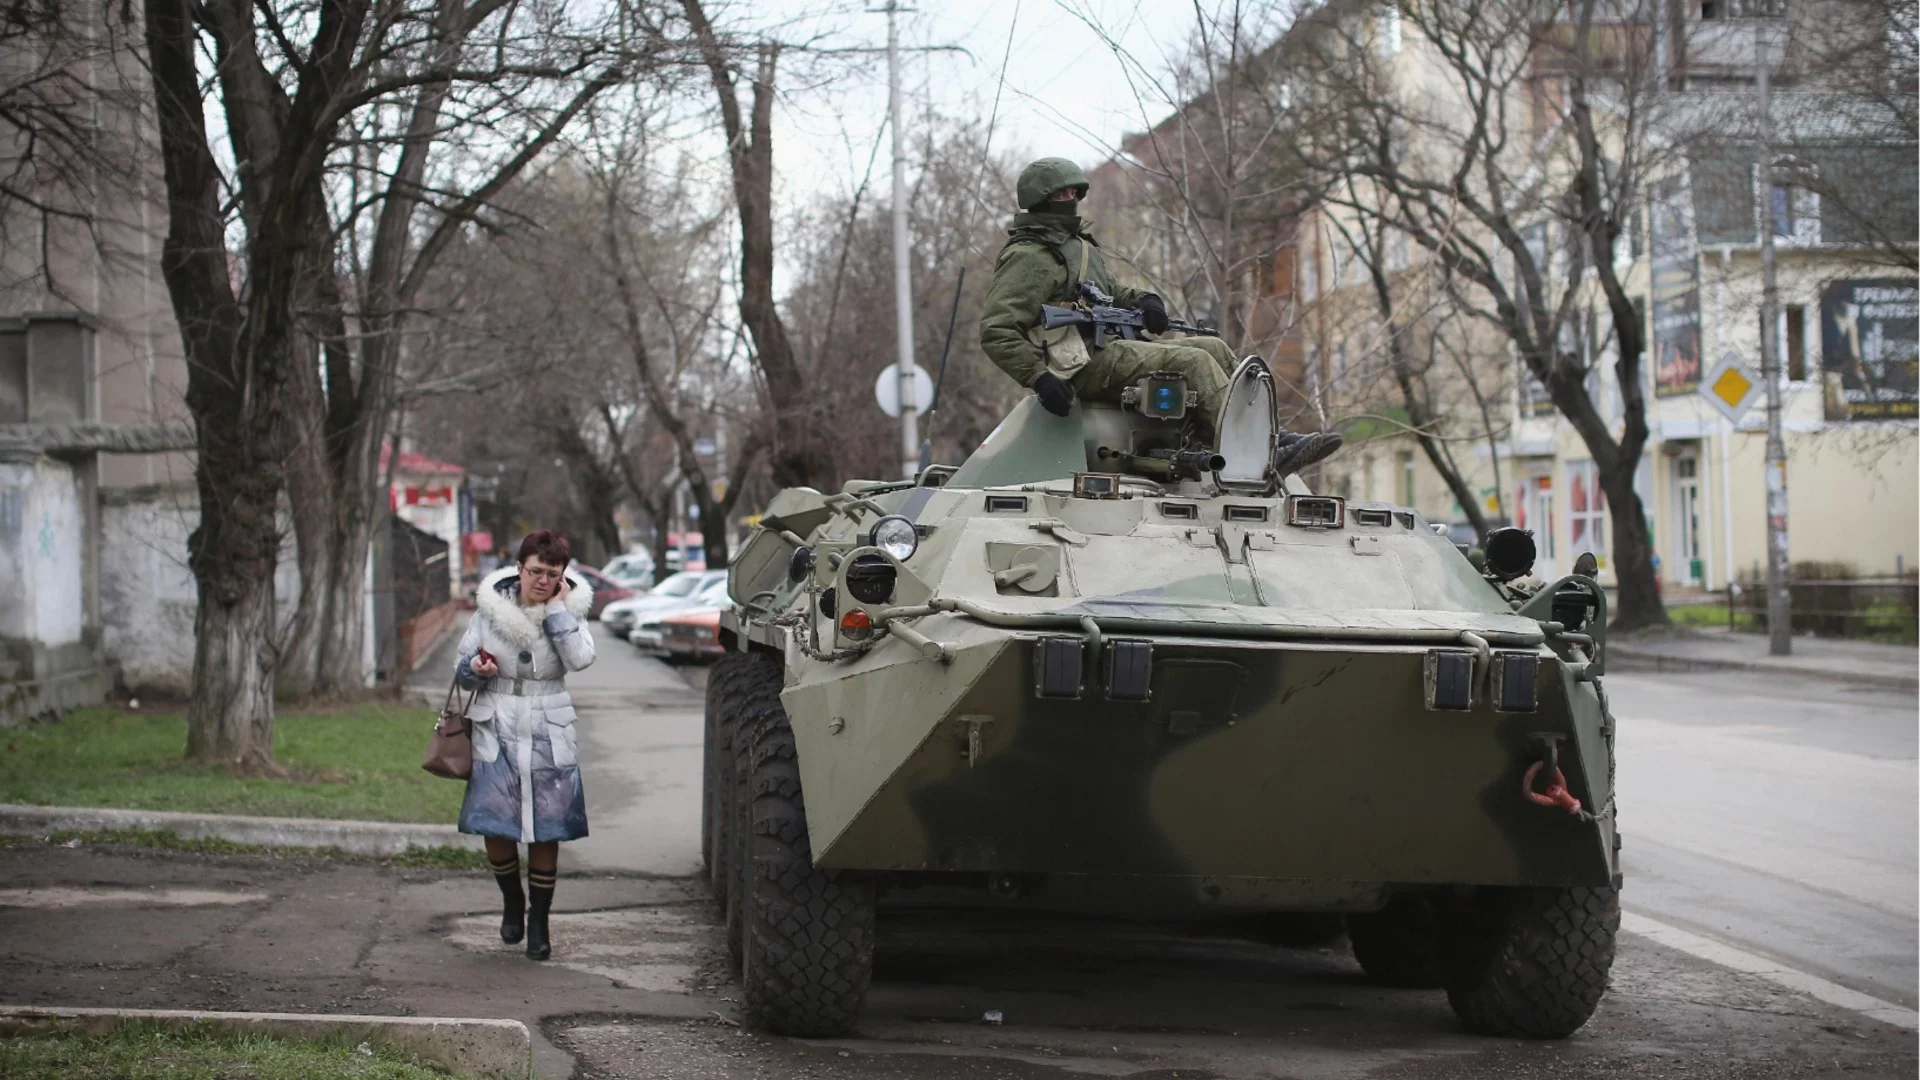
xmin=183 ymin=552 xmax=280 ymax=768
xmin=1598 ymin=466 xmax=1663 ymax=631
xmin=682 ymin=0 xmax=832 ymax=490
xmin=276 ymin=333 xmax=332 ymax=697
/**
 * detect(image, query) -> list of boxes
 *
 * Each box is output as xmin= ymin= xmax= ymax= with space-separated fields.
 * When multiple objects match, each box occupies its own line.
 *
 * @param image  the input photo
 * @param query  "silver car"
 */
xmin=600 ymin=570 xmax=724 ymax=639
xmin=631 ymin=575 xmax=732 ymax=658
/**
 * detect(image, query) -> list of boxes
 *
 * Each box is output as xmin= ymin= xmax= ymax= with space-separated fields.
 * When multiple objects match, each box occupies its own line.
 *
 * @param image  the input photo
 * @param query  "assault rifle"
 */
xmin=1039 ymin=282 xmax=1218 ymax=348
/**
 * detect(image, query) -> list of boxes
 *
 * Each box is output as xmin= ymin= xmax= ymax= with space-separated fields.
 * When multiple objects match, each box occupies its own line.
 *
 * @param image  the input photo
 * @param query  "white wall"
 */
xmin=98 ymin=488 xmax=300 ymax=696
xmin=0 ymin=457 xmax=86 ymax=650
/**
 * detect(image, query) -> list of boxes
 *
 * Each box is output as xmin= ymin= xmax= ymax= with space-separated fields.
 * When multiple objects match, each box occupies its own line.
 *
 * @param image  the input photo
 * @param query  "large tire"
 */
xmin=735 ymin=660 xmax=876 ymax=1037
xmin=702 ymin=652 xmax=757 ymax=896
xmin=1442 ymin=885 xmax=1619 ymax=1038
xmin=1346 ymin=895 xmax=1445 ymax=988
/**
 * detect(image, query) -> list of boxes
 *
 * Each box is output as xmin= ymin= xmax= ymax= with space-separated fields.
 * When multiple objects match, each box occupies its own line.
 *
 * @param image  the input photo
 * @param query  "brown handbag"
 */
xmin=422 ymin=677 xmax=477 ymax=780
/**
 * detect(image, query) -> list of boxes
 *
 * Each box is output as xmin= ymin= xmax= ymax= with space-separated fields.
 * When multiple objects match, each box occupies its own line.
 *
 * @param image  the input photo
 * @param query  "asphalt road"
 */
xmin=1606 ymin=669 xmax=1918 ymax=1009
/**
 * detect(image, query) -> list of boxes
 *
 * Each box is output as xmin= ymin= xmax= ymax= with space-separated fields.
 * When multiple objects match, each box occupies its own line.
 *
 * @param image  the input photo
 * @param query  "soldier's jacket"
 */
xmin=979 ymin=212 xmax=1149 ymax=387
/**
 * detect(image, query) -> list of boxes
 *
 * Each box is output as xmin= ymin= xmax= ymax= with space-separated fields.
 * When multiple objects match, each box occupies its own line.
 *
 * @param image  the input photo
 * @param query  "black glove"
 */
xmin=1032 ymin=372 xmax=1075 ymax=417
xmin=1138 ymin=293 xmax=1170 ymax=335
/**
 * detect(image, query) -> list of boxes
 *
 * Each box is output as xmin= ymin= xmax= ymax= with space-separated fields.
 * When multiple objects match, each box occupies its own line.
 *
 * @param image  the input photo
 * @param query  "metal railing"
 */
xmin=1726 ymin=579 xmax=1919 ymax=642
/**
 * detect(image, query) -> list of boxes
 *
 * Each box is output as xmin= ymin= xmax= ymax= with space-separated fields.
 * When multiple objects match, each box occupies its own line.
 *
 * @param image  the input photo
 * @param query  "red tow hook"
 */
xmin=1522 ymin=761 xmax=1585 ymax=816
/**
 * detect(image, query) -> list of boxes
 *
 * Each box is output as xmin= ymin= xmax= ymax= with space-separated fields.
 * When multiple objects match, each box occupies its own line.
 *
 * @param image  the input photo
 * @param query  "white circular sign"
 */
xmin=873 ymin=363 xmax=934 ymax=419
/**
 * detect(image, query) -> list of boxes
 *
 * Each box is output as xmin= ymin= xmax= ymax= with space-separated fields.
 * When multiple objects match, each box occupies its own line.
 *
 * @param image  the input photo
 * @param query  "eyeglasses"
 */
xmin=522 ymin=566 xmax=566 ymax=582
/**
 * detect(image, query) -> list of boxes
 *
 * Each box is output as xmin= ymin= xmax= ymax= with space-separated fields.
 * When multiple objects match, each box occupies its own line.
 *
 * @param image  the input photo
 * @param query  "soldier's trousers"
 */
xmin=1068 ymin=336 xmax=1239 ymax=439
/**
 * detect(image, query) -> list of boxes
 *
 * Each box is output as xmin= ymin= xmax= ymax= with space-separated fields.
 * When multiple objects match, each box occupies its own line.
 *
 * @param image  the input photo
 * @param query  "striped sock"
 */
xmin=527 ymin=867 xmax=557 ymax=898
xmin=490 ymin=855 xmax=521 ymax=880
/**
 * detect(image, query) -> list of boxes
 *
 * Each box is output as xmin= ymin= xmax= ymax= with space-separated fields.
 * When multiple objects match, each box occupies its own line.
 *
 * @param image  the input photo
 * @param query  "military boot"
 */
xmin=1273 ymin=430 xmax=1343 ymax=476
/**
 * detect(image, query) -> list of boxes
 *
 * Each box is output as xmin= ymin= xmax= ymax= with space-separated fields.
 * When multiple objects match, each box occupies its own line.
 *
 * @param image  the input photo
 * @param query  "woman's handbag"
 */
xmin=422 ymin=678 xmax=477 ymax=780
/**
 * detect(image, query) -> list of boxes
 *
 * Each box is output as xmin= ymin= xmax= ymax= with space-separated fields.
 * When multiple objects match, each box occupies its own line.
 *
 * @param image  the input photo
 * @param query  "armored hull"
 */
xmin=708 ymin=363 xmax=1620 ymax=1038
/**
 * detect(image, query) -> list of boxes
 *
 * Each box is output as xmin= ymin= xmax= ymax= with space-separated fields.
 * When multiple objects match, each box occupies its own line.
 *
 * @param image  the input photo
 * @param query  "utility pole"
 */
xmin=885 ymin=2 xmax=918 ymax=480
xmin=1755 ymin=16 xmax=1792 ymax=656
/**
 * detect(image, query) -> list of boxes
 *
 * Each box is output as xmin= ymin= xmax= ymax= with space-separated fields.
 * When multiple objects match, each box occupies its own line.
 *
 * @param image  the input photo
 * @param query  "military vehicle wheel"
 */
xmin=703 ymin=651 xmax=758 ymax=895
xmin=1346 ymin=895 xmax=1445 ymax=988
xmin=1441 ymin=885 xmax=1619 ymax=1038
xmin=735 ymin=658 xmax=875 ymax=1037
xmin=725 ymin=694 xmax=754 ymax=968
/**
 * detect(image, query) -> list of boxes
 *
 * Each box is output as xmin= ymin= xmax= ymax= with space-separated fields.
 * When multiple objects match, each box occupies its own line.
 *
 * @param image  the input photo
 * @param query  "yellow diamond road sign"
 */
xmin=1711 ymin=366 xmax=1753 ymax=407
xmin=1699 ymin=352 xmax=1761 ymax=425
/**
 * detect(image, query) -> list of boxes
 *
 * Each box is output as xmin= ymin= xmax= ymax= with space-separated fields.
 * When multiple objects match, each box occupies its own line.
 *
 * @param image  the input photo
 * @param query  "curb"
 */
xmin=0 ymin=1005 xmax=529 ymax=1079
xmin=0 ymin=804 xmax=482 ymax=857
xmin=1608 ymin=646 xmax=1919 ymax=692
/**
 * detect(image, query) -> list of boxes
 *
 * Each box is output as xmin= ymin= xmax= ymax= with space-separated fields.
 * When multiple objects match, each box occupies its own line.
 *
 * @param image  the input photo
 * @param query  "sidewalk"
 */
xmin=1610 ymin=626 xmax=1918 ymax=691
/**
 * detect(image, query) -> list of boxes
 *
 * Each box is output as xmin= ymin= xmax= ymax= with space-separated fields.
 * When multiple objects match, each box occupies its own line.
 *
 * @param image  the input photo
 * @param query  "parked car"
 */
xmin=600 ymin=551 xmax=656 ymax=590
xmin=631 ymin=575 xmax=731 ymax=658
xmin=660 ymin=607 xmax=726 ymax=664
xmin=570 ymin=564 xmax=633 ymax=620
xmin=601 ymin=570 xmax=726 ymax=640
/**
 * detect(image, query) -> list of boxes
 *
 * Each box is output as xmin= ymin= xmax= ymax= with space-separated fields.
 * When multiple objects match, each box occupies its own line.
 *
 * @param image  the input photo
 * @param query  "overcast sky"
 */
xmin=727 ymin=0 xmax=1252 ymax=216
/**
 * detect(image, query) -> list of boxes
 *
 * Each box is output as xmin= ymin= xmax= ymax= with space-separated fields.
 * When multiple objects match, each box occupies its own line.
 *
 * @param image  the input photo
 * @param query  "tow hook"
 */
xmin=1523 ymin=733 xmax=1586 ymax=817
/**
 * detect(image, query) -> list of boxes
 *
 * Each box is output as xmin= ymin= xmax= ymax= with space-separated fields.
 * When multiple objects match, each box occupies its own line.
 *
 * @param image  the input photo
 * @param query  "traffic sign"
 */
xmin=693 ymin=437 xmax=717 ymax=457
xmin=873 ymin=362 xmax=934 ymax=419
xmin=1699 ymin=352 xmax=1761 ymax=425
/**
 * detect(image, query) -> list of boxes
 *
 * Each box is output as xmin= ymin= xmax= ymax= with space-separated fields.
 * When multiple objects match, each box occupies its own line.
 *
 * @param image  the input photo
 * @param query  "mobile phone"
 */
xmin=476 ymin=647 xmax=496 ymax=667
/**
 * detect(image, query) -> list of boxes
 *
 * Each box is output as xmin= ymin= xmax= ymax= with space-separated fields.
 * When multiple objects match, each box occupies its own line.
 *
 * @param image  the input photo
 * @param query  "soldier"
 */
xmin=980 ymin=157 xmax=1341 ymax=475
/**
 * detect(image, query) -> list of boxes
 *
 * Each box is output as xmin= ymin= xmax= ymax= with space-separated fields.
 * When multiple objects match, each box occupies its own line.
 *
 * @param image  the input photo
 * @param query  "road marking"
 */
xmin=1622 ymin=911 xmax=1919 ymax=1030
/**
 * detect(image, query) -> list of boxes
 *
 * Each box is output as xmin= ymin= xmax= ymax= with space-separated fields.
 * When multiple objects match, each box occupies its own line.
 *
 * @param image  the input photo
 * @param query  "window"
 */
xmin=1786 ymin=303 xmax=1805 ymax=380
xmin=1399 ymin=452 xmax=1416 ymax=506
xmin=1567 ymin=460 xmax=1608 ymax=561
xmin=1764 ymin=304 xmax=1807 ymax=381
xmin=1769 ymin=183 xmax=1794 ymax=237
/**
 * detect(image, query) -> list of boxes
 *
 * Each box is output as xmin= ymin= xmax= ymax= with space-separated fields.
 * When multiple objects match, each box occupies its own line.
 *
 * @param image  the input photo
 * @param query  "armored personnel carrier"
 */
xmin=706 ymin=357 xmax=1621 ymax=1039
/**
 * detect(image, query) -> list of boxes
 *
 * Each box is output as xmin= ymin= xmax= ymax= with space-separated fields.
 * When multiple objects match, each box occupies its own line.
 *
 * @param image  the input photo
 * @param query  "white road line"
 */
xmin=1622 ymin=911 xmax=1919 ymax=1031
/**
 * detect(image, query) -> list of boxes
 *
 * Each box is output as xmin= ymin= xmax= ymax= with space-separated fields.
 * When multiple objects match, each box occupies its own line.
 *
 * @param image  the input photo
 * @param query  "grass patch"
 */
xmin=0 ymin=829 xmax=489 ymax=870
xmin=0 ymin=705 xmax=464 ymax=824
xmin=0 ymin=1021 xmax=455 ymax=1079
xmin=1665 ymin=599 xmax=1919 ymax=645
xmin=1666 ymin=602 xmax=1730 ymax=630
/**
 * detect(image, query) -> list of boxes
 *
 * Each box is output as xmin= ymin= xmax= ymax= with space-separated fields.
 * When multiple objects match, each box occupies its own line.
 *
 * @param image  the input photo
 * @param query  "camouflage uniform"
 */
xmin=980 ymin=158 xmax=1342 ymax=473
xmin=979 ymin=213 xmax=1239 ymax=437
xmin=979 ymin=160 xmax=1239 ymax=438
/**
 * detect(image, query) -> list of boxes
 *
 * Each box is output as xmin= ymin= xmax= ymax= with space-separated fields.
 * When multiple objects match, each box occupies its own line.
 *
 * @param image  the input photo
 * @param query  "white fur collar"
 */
xmin=476 ymin=565 xmax=595 ymax=650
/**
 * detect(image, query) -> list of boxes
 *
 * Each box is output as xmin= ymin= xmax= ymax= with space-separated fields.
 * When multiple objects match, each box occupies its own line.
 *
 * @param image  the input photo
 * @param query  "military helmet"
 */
xmin=1017 ymin=157 xmax=1090 ymax=210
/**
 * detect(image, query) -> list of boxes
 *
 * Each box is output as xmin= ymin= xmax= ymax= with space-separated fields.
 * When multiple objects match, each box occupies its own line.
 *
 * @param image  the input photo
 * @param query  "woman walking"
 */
xmin=454 ymin=529 xmax=595 ymax=959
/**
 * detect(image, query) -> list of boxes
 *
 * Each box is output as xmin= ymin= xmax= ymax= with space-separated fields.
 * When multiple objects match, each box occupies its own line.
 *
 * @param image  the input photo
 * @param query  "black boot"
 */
xmin=1273 ymin=430 xmax=1343 ymax=475
xmin=526 ymin=867 xmax=555 ymax=961
xmin=491 ymin=855 xmax=525 ymax=945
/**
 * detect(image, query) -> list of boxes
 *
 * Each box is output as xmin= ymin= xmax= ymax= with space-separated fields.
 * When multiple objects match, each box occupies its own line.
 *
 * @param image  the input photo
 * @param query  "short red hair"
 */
xmin=516 ymin=529 xmax=572 ymax=567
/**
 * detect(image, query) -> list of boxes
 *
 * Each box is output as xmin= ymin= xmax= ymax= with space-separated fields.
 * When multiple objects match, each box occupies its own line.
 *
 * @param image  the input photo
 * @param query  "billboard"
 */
xmin=1821 ymin=278 xmax=1918 ymax=421
xmin=1649 ymin=179 xmax=1702 ymax=397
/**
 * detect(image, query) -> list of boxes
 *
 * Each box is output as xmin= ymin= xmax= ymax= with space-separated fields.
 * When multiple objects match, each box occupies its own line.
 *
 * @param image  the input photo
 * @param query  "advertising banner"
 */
xmin=1649 ymin=179 xmax=1702 ymax=397
xmin=1821 ymin=278 xmax=1918 ymax=421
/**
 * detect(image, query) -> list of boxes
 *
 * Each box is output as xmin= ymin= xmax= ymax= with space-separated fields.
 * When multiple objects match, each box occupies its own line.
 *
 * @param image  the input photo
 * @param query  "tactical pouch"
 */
xmin=1030 ymin=323 xmax=1092 ymax=378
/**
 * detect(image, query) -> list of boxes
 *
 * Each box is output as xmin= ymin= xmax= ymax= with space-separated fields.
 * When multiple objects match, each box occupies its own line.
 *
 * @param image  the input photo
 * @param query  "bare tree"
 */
xmin=276 ymin=0 xmax=637 ymax=697
xmin=681 ymin=0 xmax=832 ymax=490
xmin=1285 ymin=0 xmax=1675 ymax=629
xmin=143 ymin=0 xmax=378 ymax=766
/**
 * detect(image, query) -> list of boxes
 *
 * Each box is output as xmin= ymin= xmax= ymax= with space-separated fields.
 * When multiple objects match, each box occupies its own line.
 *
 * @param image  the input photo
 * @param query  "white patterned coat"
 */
xmin=453 ymin=566 xmax=597 ymax=842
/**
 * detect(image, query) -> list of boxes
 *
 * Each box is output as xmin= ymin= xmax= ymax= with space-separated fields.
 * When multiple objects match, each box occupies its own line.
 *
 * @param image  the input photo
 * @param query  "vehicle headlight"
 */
xmin=869 ymin=514 xmax=918 ymax=561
